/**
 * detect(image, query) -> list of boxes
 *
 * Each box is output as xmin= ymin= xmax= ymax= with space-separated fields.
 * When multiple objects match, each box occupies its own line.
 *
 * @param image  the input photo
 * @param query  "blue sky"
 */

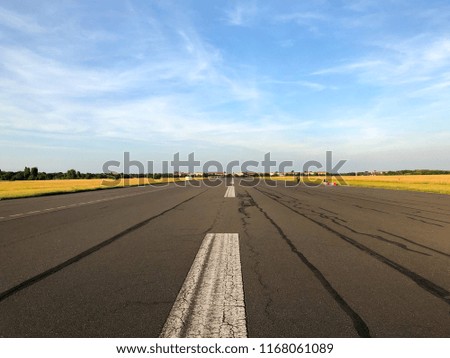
xmin=1 ymin=0 xmax=450 ymax=172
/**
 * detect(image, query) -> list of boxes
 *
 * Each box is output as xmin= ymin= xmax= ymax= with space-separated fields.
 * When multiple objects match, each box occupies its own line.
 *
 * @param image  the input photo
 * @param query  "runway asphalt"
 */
xmin=0 ymin=179 xmax=449 ymax=337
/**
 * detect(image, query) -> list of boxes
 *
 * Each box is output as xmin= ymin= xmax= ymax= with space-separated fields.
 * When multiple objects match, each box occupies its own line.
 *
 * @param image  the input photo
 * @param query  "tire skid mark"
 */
xmin=255 ymin=187 xmax=450 ymax=306
xmin=319 ymin=216 xmax=431 ymax=256
xmin=353 ymin=205 xmax=388 ymax=214
xmin=402 ymin=213 xmax=450 ymax=225
xmin=378 ymin=230 xmax=450 ymax=259
xmin=318 ymin=207 xmax=339 ymax=215
xmin=245 ymin=190 xmax=371 ymax=338
xmin=0 ymin=189 xmax=208 ymax=303
xmin=287 ymin=197 xmax=425 ymax=255
xmin=269 ymin=187 xmax=443 ymax=257
xmin=406 ymin=216 xmax=444 ymax=228
xmin=295 ymin=187 xmax=450 ymax=217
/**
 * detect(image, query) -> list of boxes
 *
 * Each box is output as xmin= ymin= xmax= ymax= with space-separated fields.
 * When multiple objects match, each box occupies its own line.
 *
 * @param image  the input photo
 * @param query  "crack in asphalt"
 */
xmin=402 ymin=212 xmax=450 ymax=225
xmin=255 ymin=186 xmax=450 ymax=307
xmin=293 ymin=186 xmax=450 ymax=216
xmin=353 ymin=204 xmax=389 ymax=214
xmin=241 ymin=190 xmax=371 ymax=338
xmin=161 ymin=233 xmax=246 ymax=338
xmin=317 ymin=214 xmax=431 ymax=256
xmin=237 ymin=193 xmax=276 ymax=326
xmin=318 ymin=207 xmax=339 ymax=215
xmin=406 ymin=216 xmax=444 ymax=227
xmin=378 ymin=230 xmax=450 ymax=259
xmin=268 ymin=186 xmax=446 ymax=257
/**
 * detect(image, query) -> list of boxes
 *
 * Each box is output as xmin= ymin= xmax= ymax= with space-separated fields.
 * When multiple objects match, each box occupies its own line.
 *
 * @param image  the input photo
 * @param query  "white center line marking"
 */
xmin=224 ymin=186 xmax=235 ymax=198
xmin=160 ymin=233 xmax=247 ymax=338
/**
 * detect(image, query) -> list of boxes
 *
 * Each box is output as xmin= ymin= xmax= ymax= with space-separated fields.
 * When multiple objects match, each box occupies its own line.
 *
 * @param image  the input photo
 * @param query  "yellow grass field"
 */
xmin=2 ymin=175 xmax=450 ymax=199
xmin=0 ymin=177 xmax=187 ymax=199
xmin=271 ymin=175 xmax=450 ymax=195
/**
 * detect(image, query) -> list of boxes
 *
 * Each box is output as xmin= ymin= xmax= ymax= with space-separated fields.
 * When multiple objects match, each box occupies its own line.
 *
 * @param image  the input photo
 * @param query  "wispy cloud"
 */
xmin=343 ymin=0 xmax=378 ymax=12
xmin=0 ymin=6 xmax=46 ymax=34
xmin=224 ymin=2 xmax=259 ymax=26
xmin=311 ymin=60 xmax=384 ymax=76
xmin=260 ymin=79 xmax=328 ymax=91
xmin=312 ymin=35 xmax=450 ymax=91
xmin=276 ymin=12 xmax=326 ymax=24
xmin=275 ymin=11 xmax=327 ymax=33
xmin=2 ymin=1 xmax=450 ymax=171
xmin=0 ymin=4 xmax=270 ymax=149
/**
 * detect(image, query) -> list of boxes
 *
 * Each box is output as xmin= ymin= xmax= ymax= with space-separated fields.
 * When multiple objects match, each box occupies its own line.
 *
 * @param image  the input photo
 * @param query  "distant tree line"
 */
xmin=2 ymin=167 xmax=450 ymax=181
xmin=0 ymin=167 xmax=187 ymax=181
xmin=0 ymin=167 xmax=113 ymax=181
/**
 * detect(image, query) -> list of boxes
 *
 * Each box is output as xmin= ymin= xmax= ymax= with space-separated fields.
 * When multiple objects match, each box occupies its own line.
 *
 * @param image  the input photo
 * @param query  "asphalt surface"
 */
xmin=0 ymin=179 xmax=449 ymax=337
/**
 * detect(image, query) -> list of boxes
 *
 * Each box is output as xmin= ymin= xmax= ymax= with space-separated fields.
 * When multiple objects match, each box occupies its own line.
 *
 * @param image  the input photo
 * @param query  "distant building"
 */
xmin=208 ymin=172 xmax=225 ymax=178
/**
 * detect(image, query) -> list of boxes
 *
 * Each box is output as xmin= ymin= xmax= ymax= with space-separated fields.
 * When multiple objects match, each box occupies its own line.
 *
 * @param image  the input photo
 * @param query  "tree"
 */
xmin=66 ymin=169 xmax=77 ymax=179
xmin=12 ymin=172 xmax=24 ymax=180
xmin=30 ymin=167 xmax=38 ymax=180
xmin=23 ymin=167 xmax=31 ymax=179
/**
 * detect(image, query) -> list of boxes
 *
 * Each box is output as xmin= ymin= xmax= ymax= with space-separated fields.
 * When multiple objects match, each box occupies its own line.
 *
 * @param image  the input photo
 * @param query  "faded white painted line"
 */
xmin=224 ymin=186 xmax=235 ymax=198
xmin=231 ymin=178 xmax=235 ymax=185
xmin=0 ymin=186 xmax=172 ymax=221
xmin=160 ymin=233 xmax=246 ymax=338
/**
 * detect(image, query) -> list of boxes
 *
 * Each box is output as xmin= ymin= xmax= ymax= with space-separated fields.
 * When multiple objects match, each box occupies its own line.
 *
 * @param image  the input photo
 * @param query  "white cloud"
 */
xmin=277 ymin=12 xmax=326 ymax=23
xmin=0 ymin=6 xmax=272 ymax=151
xmin=261 ymin=79 xmax=328 ymax=91
xmin=0 ymin=46 xmax=133 ymax=98
xmin=343 ymin=0 xmax=378 ymax=12
xmin=423 ymin=38 xmax=450 ymax=64
xmin=0 ymin=3 xmax=269 ymax=124
xmin=275 ymin=11 xmax=326 ymax=33
xmin=0 ymin=6 xmax=46 ymax=34
xmin=2 ymin=2 xmax=450 ymax=171
xmin=311 ymin=60 xmax=386 ymax=76
xmin=312 ymin=35 xmax=450 ymax=95
xmin=224 ymin=2 xmax=258 ymax=26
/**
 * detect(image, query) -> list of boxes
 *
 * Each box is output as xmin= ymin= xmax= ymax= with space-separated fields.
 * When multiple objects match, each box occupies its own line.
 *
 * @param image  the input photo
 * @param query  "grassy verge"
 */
xmin=339 ymin=175 xmax=450 ymax=195
xmin=2 ymin=175 xmax=449 ymax=199
xmin=0 ymin=177 xmax=191 ymax=200
xmin=268 ymin=175 xmax=450 ymax=195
